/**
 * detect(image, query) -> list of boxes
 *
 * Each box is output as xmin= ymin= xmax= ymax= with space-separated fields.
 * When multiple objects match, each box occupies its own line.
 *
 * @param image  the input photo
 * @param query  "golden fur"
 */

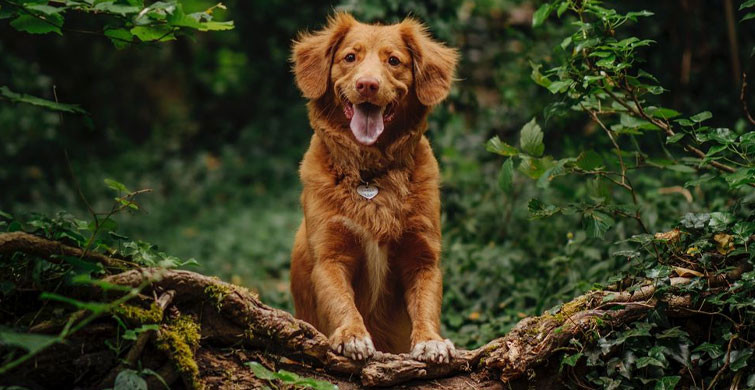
xmin=289 ymin=13 xmax=458 ymax=361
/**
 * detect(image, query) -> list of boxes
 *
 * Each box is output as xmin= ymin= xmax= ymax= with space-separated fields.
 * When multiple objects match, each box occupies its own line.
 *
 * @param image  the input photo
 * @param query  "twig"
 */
xmin=0 ymin=231 xmax=129 ymax=269
xmin=706 ymin=335 xmax=737 ymax=390
xmin=741 ymin=73 xmax=755 ymax=126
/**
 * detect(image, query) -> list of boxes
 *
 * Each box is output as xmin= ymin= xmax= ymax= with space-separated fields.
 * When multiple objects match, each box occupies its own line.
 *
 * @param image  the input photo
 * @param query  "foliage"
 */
xmin=1 ymin=0 xmax=755 ymax=387
xmin=245 ymin=362 xmax=338 ymax=390
xmin=0 ymin=179 xmax=189 ymax=374
xmin=484 ymin=0 xmax=755 ymax=386
xmin=0 ymin=0 xmax=232 ymax=43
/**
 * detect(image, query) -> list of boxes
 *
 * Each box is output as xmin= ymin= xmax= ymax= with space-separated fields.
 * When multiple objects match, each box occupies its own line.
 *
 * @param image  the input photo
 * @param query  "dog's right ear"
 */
xmin=292 ymin=13 xmax=355 ymax=99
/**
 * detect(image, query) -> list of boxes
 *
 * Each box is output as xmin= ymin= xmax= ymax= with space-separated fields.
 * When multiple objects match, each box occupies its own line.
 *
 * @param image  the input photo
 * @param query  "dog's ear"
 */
xmin=400 ymin=19 xmax=458 ymax=106
xmin=292 ymin=13 xmax=355 ymax=99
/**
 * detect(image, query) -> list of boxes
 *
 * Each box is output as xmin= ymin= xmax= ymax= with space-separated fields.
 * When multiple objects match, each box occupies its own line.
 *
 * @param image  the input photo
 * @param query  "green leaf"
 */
xmin=577 ymin=150 xmax=604 ymax=170
xmin=583 ymin=210 xmax=614 ymax=239
xmin=9 ymin=14 xmax=62 ymax=35
xmin=0 ymin=330 xmax=58 ymax=354
xmin=26 ymin=4 xmax=63 ymax=15
xmin=114 ymin=369 xmax=148 ymax=390
xmin=246 ymin=361 xmax=276 ymax=380
xmin=666 ymin=133 xmax=685 ymax=144
xmin=93 ymin=1 xmax=139 ymax=16
xmin=104 ymin=28 xmax=133 ymax=49
xmin=740 ymin=0 xmax=755 ymax=10
xmin=556 ymin=1 xmax=569 ymax=17
xmin=0 ymin=86 xmax=86 ymax=114
xmin=666 ymin=133 xmax=684 ymax=144
xmin=532 ymin=3 xmax=552 ymax=27
xmin=690 ymin=111 xmax=712 ymax=123
xmin=730 ymin=349 xmax=753 ymax=371
xmin=520 ymin=118 xmax=544 ymax=157
xmin=530 ymin=62 xmax=552 ymax=88
xmin=498 ymin=158 xmax=514 ymax=193
xmin=39 ymin=292 xmax=111 ymax=313
xmin=518 ymin=156 xmax=554 ymax=179
xmin=486 ymin=136 xmax=519 ymax=156
xmin=130 ymin=25 xmax=175 ymax=41
xmin=104 ymin=178 xmax=129 ymax=193
xmin=636 ymin=356 xmax=665 ymax=369
xmin=561 ymin=352 xmax=583 ymax=367
xmin=667 ymin=164 xmax=696 ymax=173
xmin=654 ymin=376 xmax=680 ymax=390
xmin=527 ymin=198 xmax=561 ymax=218
xmin=647 ymin=107 xmax=681 ymax=119
xmin=547 ymin=80 xmax=572 ymax=94
xmin=724 ymin=167 xmax=755 ymax=188
xmin=742 ymin=12 xmax=755 ymax=22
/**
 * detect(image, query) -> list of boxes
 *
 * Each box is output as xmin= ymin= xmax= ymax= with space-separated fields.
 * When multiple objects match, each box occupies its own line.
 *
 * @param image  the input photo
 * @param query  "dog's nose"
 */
xmin=356 ymin=77 xmax=379 ymax=97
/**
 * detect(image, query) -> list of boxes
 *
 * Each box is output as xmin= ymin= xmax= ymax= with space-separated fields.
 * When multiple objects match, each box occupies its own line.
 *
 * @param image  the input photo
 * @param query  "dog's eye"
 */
xmin=388 ymin=56 xmax=401 ymax=66
xmin=345 ymin=53 xmax=356 ymax=62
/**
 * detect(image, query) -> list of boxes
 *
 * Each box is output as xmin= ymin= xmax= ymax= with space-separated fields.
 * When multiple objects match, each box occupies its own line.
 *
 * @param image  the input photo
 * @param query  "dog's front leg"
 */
xmin=311 ymin=221 xmax=375 ymax=360
xmin=397 ymin=231 xmax=456 ymax=363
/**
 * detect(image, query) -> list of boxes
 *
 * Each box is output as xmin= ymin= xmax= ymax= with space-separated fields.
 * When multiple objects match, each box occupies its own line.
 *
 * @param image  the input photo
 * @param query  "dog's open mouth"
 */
xmin=343 ymin=101 xmax=395 ymax=146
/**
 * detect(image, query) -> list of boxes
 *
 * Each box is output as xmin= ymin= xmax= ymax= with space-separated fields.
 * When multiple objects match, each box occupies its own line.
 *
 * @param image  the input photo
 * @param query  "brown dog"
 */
xmin=289 ymin=13 xmax=458 ymax=363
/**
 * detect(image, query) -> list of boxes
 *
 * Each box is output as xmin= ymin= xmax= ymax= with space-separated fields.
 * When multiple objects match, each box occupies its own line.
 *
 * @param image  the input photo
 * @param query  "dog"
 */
xmin=289 ymin=12 xmax=458 ymax=363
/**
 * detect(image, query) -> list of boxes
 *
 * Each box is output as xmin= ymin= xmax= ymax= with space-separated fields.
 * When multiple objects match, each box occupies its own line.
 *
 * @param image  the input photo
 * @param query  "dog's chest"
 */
xmin=335 ymin=174 xmax=412 ymax=242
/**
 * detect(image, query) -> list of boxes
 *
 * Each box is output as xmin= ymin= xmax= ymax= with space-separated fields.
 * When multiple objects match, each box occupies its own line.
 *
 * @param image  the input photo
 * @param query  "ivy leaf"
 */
xmin=520 ymin=118 xmax=545 ymax=157
xmin=730 ymin=349 xmax=753 ymax=371
xmin=636 ymin=356 xmax=665 ymax=369
xmin=561 ymin=352 xmax=583 ymax=367
xmin=10 ymin=14 xmax=62 ymax=35
xmin=654 ymin=376 xmax=680 ymax=390
xmin=498 ymin=158 xmax=514 ymax=193
xmin=114 ymin=369 xmax=148 ymax=390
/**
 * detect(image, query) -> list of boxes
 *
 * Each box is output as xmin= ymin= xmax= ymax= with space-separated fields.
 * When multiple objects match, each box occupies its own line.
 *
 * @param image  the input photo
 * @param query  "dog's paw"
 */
xmin=329 ymin=326 xmax=375 ymax=361
xmin=411 ymin=339 xmax=456 ymax=363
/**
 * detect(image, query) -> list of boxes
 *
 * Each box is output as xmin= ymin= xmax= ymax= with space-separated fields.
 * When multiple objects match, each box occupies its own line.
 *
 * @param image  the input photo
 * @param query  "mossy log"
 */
xmin=0 ymin=232 xmax=749 ymax=389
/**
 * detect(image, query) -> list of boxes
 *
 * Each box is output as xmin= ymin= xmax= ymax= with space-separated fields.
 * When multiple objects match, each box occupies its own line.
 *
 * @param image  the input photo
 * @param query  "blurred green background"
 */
xmin=1 ymin=0 xmax=753 ymax=348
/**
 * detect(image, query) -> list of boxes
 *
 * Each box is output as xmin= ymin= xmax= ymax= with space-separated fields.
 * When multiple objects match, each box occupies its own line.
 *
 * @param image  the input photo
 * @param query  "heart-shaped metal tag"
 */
xmin=356 ymin=184 xmax=379 ymax=200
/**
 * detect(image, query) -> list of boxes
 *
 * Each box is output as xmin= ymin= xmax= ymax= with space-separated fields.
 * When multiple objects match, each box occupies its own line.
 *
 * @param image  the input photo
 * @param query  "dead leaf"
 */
xmin=655 ymin=229 xmax=681 ymax=242
xmin=673 ymin=266 xmax=703 ymax=277
xmin=713 ymin=233 xmax=734 ymax=255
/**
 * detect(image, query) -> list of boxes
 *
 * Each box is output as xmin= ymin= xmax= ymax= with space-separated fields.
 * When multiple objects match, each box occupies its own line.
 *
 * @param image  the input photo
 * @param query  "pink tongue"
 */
xmin=350 ymin=103 xmax=384 ymax=145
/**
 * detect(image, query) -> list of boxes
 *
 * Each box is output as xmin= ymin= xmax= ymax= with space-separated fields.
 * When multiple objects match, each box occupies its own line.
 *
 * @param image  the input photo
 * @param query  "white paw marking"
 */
xmin=332 ymin=336 xmax=375 ymax=361
xmin=411 ymin=339 xmax=456 ymax=363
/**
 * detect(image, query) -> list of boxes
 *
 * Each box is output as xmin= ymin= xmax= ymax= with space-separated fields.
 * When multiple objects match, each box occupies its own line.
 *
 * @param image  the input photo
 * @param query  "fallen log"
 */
xmin=0 ymin=232 xmax=749 ymax=389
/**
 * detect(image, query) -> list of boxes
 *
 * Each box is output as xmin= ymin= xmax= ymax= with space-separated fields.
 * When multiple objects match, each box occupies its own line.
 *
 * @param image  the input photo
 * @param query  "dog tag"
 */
xmin=357 ymin=183 xmax=379 ymax=200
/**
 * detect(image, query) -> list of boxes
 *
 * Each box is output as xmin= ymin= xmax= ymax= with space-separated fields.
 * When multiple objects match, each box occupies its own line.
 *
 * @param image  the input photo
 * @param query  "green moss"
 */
xmin=155 ymin=315 xmax=204 ymax=390
xmin=115 ymin=302 xmax=162 ymax=324
xmin=204 ymin=283 xmax=231 ymax=310
xmin=552 ymin=295 xmax=588 ymax=324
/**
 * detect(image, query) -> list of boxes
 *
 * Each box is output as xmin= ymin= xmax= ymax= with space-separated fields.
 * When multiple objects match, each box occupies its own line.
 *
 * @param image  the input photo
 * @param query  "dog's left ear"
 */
xmin=400 ymin=19 xmax=459 ymax=106
xmin=292 ymin=13 xmax=355 ymax=99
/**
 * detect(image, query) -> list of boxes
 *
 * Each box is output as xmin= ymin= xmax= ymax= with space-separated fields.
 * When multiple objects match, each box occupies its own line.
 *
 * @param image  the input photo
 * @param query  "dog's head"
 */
xmin=292 ymin=13 xmax=458 ymax=146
